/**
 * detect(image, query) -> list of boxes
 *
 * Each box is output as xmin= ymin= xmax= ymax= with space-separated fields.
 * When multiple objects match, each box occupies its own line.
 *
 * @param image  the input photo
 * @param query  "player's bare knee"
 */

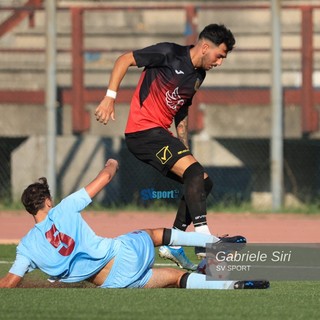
xmin=170 ymin=269 xmax=186 ymax=288
xmin=144 ymin=228 xmax=165 ymax=246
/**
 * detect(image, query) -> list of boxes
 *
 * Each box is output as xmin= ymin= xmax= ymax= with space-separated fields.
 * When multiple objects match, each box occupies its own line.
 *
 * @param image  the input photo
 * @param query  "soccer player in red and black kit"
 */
xmin=95 ymin=24 xmax=246 ymax=271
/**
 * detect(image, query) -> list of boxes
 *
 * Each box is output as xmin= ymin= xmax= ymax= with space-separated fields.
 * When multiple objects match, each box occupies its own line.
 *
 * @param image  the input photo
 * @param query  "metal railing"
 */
xmin=0 ymin=2 xmax=319 ymax=134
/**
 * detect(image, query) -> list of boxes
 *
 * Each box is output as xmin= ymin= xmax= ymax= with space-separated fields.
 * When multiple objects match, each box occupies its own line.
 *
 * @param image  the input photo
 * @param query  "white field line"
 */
xmin=0 ymin=260 xmax=176 ymax=267
xmin=154 ymin=263 xmax=177 ymax=267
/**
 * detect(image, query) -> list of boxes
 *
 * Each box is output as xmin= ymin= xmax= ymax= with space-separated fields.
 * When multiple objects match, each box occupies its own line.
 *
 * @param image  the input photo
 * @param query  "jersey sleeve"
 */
xmin=174 ymin=104 xmax=190 ymax=128
xmin=56 ymin=188 xmax=92 ymax=214
xmin=9 ymin=253 xmax=35 ymax=277
xmin=133 ymin=42 xmax=174 ymax=68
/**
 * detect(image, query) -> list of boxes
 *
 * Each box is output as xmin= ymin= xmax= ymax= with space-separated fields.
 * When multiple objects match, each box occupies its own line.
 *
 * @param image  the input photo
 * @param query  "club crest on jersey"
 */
xmin=194 ymin=78 xmax=201 ymax=91
xmin=165 ymin=87 xmax=184 ymax=110
xmin=156 ymin=146 xmax=172 ymax=164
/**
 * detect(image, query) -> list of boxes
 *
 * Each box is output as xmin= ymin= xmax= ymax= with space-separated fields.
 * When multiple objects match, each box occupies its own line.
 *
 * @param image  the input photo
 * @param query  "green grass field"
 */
xmin=1 ymin=245 xmax=320 ymax=320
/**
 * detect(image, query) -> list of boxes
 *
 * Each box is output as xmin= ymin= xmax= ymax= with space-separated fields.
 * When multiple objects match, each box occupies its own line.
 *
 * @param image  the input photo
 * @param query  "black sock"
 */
xmin=179 ymin=272 xmax=190 ymax=288
xmin=162 ymin=228 xmax=172 ymax=245
xmin=183 ymin=162 xmax=206 ymax=227
xmin=173 ymin=170 xmax=212 ymax=230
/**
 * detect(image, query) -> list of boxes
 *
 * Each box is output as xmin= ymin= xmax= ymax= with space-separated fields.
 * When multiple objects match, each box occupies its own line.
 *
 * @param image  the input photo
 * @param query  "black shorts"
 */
xmin=125 ymin=127 xmax=192 ymax=176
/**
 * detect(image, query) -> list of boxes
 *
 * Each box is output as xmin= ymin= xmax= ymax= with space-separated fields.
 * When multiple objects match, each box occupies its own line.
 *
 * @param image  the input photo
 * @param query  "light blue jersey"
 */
xmin=10 ymin=188 xmax=120 ymax=283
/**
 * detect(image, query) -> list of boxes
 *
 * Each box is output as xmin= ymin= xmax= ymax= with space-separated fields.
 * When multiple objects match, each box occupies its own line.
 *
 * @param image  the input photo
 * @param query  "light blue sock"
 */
xmin=169 ymin=229 xmax=220 ymax=247
xmin=186 ymin=273 xmax=235 ymax=290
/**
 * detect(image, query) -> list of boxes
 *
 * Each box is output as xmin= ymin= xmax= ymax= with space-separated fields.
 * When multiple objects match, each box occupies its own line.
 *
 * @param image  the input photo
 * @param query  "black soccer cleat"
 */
xmin=219 ymin=234 xmax=247 ymax=244
xmin=195 ymin=235 xmax=247 ymax=259
xmin=217 ymin=234 xmax=247 ymax=254
xmin=234 ymin=280 xmax=270 ymax=289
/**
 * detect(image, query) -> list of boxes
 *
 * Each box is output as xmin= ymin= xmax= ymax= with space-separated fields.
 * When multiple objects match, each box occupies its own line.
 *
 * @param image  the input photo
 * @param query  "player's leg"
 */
xmin=157 ymin=156 xmax=212 ymax=269
xmin=181 ymin=273 xmax=269 ymax=290
xmin=170 ymin=155 xmax=211 ymax=234
xmin=126 ymin=129 xmax=212 ymax=268
xmin=144 ymin=267 xmax=229 ymax=289
xmin=165 ymin=164 xmax=214 ymax=259
xmin=126 ymin=129 xmax=198 ymax=270
xmin=144 ymin=229 xmax=265 ymax=289
xmin=159 ymin=158 xmax=213 ymax=270
xmin=143 ymin=268 xmax=184 ymax=288
xmin=169 ymin=156 xmax=214 ymax=259
xmin=126 ymin=130 xmax=212 ymax=237
xmin=144 ymin=268 xmax=270 ymax=290
xmin=171 ymin=173 xmax=213 ymax=232
xmin=145 ymin=228 xmax=220 ymax=248
xmin=159 ymin=171 xmax=197 ymax=269
xmin=169 ymin=157 xmax=249 ymax=259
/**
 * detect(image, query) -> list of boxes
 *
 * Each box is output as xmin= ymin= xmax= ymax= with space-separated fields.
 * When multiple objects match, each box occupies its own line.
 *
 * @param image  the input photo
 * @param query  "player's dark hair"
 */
xmin=21 ymin=177 xmax=51 ymax=215
xmin=198 ymin=24 xmax=235 ymax=52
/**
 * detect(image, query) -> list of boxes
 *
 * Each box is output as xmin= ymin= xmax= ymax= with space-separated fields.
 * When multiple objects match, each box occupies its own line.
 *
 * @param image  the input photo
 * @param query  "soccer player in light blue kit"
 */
xmin=0 ymin=158 xmax=269 ymax=290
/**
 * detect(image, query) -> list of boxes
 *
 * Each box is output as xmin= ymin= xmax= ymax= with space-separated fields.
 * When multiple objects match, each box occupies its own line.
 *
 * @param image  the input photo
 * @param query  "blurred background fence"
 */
xmin=0 ymin=0 xmax=320 ymax=210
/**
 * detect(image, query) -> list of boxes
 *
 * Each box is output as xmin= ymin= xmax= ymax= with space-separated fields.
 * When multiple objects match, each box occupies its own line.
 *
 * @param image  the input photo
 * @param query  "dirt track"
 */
xmin=1 ymin=210 xmax=320 ymax=244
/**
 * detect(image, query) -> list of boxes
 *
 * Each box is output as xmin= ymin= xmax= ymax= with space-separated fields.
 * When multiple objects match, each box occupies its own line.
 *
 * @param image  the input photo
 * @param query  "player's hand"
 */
xmin=105 ymin=159 xmax=119 ymax=171
xmin=95 ymin=96 xmax=116 ymax=125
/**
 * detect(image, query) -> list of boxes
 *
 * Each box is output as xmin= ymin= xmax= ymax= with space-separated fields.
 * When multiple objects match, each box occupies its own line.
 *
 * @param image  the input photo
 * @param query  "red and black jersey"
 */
xmin=125 ymin=42 xmax=206 ymax=134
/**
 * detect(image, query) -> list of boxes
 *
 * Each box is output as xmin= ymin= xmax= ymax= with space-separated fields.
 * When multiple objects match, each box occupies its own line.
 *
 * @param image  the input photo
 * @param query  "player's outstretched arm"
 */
xmin=85 ymin=159 xmax=119 ymax=199
xmin=95 ymin=51 xmax=137 ymax=125
xmin=0 ymin=273 xmax=22 ymax=288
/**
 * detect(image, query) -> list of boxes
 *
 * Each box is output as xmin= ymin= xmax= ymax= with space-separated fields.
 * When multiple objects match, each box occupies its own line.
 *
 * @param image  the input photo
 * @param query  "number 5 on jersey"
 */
xmin=45 ymin=224 xmax=75 ymax=256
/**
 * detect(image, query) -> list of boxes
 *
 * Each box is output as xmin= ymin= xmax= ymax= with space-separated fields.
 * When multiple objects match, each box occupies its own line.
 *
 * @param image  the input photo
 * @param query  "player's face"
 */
xmin=201 ymin=42 xmax=228 ymax=71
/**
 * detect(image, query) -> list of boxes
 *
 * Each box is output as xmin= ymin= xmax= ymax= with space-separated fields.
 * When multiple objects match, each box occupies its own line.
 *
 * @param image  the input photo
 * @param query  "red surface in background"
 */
xmin=1 ymin=211 xmax=320 ymax=244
